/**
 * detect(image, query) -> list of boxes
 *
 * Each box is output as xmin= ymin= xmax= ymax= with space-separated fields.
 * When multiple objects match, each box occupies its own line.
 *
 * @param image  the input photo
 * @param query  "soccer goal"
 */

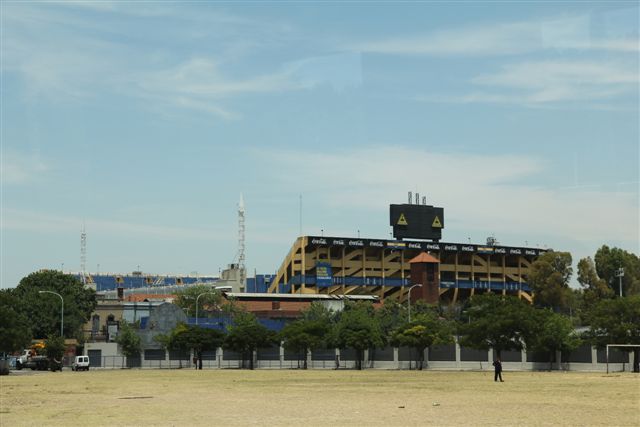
xmin=606 ymin=344 xmax=640 ymax=374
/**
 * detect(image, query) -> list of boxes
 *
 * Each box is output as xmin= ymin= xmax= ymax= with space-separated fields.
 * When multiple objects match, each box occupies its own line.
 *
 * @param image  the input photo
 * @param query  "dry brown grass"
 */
xmin=1 ymin=369 xmax=638 ymax=426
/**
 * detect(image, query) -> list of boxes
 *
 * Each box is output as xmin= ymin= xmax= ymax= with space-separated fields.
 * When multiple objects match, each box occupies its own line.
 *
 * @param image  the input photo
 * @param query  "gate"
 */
xmin=88 ymin=349 xmax=102 ymax=367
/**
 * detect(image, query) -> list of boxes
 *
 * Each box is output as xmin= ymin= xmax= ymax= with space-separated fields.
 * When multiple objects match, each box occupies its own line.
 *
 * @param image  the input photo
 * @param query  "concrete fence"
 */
xmin=84 ymin=341 xmax=634 ymax=372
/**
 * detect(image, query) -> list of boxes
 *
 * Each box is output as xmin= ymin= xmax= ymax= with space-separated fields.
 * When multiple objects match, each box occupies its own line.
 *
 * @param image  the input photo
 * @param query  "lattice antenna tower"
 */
xmin=238 ymin=194 xmax=246 ymax=288
xmin=80 ymin=223 xmax=87 ymax=285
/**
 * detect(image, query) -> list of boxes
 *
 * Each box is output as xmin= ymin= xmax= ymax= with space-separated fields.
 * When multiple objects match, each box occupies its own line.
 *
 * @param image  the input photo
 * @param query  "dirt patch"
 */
xmin=2 ymin=370 xmax=638 ymax=426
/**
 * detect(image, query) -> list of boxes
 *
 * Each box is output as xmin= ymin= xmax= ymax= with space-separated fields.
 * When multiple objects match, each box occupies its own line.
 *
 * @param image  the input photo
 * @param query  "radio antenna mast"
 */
xmin=238 ymin=194 xmax=246 ymax=290
xmin=80 ymin=223 xmax=87 ymax=285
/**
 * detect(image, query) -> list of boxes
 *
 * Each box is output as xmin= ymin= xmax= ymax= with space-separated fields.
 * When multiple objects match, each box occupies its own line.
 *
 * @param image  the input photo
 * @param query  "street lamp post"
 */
xmin=195 ymin=292 xmax=217 ymax=325
xmin=616 ymin=268 xmax=625 ymax=297
xmin=407 ymin=284 xmax=423 ymax=323
xmin=39 ymin=291 xmax=64 ymax=337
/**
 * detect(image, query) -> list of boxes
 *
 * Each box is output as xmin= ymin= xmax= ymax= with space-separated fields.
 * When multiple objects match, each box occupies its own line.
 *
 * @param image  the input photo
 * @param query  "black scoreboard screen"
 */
xmin=390 ymin=204 xmax=444 ymax=241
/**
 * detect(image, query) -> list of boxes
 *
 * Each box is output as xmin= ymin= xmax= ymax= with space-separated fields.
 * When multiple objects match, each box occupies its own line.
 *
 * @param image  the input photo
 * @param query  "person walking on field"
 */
xmin=493 ymin=357 xmax=504 ymax=382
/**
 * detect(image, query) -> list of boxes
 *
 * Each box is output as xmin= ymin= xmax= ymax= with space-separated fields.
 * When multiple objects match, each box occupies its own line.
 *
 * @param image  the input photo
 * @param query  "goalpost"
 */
xmin=606 ymin=344 xmax=640 ymax=374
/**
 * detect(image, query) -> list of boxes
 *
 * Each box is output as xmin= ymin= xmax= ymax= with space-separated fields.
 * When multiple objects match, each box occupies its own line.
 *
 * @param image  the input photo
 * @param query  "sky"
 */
xmin=1 ymin=1 xmax=638 ymax=288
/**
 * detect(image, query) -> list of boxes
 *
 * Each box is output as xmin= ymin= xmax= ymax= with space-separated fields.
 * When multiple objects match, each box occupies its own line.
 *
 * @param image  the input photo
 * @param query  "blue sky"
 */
xmin=1 ymin=1 xmax=638 ymax=288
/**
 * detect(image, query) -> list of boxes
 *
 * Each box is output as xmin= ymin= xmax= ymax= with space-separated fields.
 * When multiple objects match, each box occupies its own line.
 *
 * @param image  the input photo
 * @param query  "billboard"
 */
xmin=315 ymin=262 xmax=333 ymax=287
xmin=305 ymin=235 xmax=548 ymax=256
xmin=390 ymin=204 xmax=444 ymax=241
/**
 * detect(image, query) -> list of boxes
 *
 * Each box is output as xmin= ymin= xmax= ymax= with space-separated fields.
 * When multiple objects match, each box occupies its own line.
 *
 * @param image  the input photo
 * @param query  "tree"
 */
xmin=301 ymin=301 xmax=335 ymax=323
xmin=375 ymin=299 xmax=437 ymax=345
xmin=458 ymin=294 xmax=537 ymax=359
xmin=577 ymin=257 xmax=613 ymax=310
xmin=530 ymin=310 xmax=580 ymax=370
xmin=585 ymin=296 xmax=640 ymax=373
xmin=172 ymin=324 xmax=225 ymax=370
xmin=173 ymin=285 xmax=223 ymax=319
xmin=224 ymin=312 xmax=277 ymax=369
xmin=280 ymin=318 xmax=330 ymax=369
xmin=331 ymin=302 xmax=384 ymax=370
xmin=594 ymin=246 xmax=640 ymax=297
xmin=43 ymin=335 xmax=66 ymax=371
xmin=390 ymin=311 xmax=453 ymax=370
xmin=116 ymin=321 xmax=141 ymax=367
xmin=529 ymin=251 xmax=573 ymax=311
xmin=375 ymin=299 xmax=406 ymax=344
xmin=12 ymin=271 xmax=96 ymax=339
xmin=0 ymin=290 xmax=32 ymax=355
xmin=154 ymin=324 xmax=190 ymax=368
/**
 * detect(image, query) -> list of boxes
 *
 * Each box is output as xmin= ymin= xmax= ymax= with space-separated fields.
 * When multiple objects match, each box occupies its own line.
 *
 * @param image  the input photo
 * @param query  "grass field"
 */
xmin=1 ymin=369 xmax=638 ymax=426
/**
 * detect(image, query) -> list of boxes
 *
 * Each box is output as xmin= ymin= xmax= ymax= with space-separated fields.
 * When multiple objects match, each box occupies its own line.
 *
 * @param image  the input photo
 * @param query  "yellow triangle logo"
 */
xmin=397 ymin=213 xmax=408 ymax=226
xmin=432 ymin=216 xmax=442 ymax=228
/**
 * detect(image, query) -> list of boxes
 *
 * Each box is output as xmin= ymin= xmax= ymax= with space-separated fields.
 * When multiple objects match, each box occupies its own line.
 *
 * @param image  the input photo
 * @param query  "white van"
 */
xmin=72 ymin=355 xmax=90 ymax=371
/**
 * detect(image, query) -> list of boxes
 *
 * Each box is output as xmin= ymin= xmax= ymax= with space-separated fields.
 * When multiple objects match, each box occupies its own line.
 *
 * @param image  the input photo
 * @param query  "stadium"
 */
xmin=82 ymin=196 xmax=548 ymax=305
xmin=267 ymin=235 xmax=546 ymax=303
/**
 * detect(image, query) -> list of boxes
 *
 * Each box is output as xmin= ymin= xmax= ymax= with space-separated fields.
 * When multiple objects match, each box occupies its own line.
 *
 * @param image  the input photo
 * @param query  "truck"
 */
xmin=15 ymin=343 xmax=62 ymax=372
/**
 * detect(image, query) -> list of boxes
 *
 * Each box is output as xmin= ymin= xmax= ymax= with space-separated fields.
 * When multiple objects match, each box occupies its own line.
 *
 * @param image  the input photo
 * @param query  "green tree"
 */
xmin=530 ymin=310 xmax=581 ymax=370
xmin=577 ymin=257 xmax=613 ymax=310
xmin=280 ymin=318 xmax=330 ymax=369
xmin=224 ymin=312 xmax=277 ymax=369
xmin=301 ymin=301 xmax=335 ymax=323
xmin=390 ymin=311 xmax=453 ymax=370
xmin=585 ymin=296 xmax=640 ymax=372
xmin=173 ymin=286 xmax=223 ymax=319
xmin=172 ymin=324 xmax=225 ymax=369
xmin=0 ymin=290 xmax=32 ymax=355
xmin=331 ymin=302 xmax=384 ymax=370
xmin=43 ymin=335 xmax=66 ymax=371
xmin=12 ymin=271 xmax=96 ymax=340
xmin=375 ymin=299 xmax=405 ymax=344
xmin=529 ymin=251 xmax=573 ymax=311
xmin=375 ymin=299 xmax=437 ymax=344
xmin=154 ymin=323 xmax=189 ymax=368
xmin=116 ymin=321 xmax=141 ymax=367
xmin=594 ymin=246 xmax=640 ymax=297
xmin=458 ymin=294 xmax=537 ymax=359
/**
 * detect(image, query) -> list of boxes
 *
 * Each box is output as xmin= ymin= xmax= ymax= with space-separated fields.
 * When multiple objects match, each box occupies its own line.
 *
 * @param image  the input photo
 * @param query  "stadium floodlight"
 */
xmin=39 ymin=291 xmax=64 ymax=337
xmin=407 ymin=284 xmax=423 ymax=322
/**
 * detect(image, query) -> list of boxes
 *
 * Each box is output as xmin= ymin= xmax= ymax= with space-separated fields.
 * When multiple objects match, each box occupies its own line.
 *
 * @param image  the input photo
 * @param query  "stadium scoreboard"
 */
xmin=390 ymin=204 xmax=444 ymax=241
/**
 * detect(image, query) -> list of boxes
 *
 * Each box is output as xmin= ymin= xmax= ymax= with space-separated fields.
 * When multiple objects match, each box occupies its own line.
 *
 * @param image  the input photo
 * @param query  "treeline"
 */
xmin=530 ymin=245 xmax=640 ymax=315
xmin=146 ymin=292 xmax=639 ymax=372
xmin=0 ymin=271 xmax=97 ymax=358
xmin=1 ymin=246 xmax=638 ymax=372
xmin=156 ymin=244 xmax=639 ymax=371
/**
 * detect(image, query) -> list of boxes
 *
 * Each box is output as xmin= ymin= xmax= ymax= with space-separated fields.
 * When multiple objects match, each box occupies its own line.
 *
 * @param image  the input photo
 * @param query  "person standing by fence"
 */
xmin=493 ymin=357 xmax=503 ymax=382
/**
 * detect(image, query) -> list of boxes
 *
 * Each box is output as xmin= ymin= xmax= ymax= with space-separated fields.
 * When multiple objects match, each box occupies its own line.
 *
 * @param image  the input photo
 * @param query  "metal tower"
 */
xmin=80 ymin=223 xmax=87 ymax=285
xmin=237 ymin=194 xmax=246 ymax=289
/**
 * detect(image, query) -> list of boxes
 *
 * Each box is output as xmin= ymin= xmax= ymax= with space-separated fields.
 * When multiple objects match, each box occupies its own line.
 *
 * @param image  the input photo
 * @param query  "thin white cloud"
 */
xmin=417 ymin=59 xmax=639 ymax=107
xmin=353 ymin=14 xmax=639 ymax=56
xmin=140 ymin=58 xmax=304 ymax=97
xmin=2 ymin=3 xmax=304 ymax=119
xmin=468 ymin=60 xmax=638 ymax=105
xmin=134 ymin=58 xmax=312 ymax=119
xmin=0 ymin=209 xmax=230 ymax=241
xmin=354 ymin=21 xmax=542 ymax=56
xmin=1 ymin=150 xmax=49 ymax=185
xmin=255 ymin=147 xmax=639 ymax=245
xmin=473 ymin=61 xmax=638 ymax=88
